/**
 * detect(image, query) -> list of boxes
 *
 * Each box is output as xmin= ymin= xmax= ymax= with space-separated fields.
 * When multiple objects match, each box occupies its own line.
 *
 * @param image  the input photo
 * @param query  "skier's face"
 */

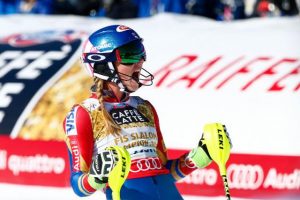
xmin=115 ymin=59 xmax=144 ymax=92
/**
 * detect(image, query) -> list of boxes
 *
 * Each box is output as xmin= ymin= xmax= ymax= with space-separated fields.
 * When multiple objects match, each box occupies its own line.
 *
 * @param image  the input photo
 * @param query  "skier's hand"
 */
xmin=188 ymin=124 xmax=232 ymax=168
xmin=88 ymin=149 xmax=118 ymax=189
xmin=188 ymin=142 xmax=212 ymax=168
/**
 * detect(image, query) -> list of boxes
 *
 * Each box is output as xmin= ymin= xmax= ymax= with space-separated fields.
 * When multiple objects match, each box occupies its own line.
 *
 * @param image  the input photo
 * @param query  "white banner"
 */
xmin=0 ymin=14 xmax=300 ymax=157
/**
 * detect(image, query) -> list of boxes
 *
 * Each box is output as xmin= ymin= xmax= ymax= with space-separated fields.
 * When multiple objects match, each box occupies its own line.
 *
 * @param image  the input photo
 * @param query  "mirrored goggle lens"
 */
xmin=117 ymin=40 xmax=146 ymax=64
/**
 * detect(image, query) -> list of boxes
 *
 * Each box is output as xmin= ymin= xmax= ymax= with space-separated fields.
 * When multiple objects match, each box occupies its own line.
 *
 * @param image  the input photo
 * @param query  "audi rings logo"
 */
xmin=130 ymin=157 xmax=162 ymax=173
xmin=227 ymin=164 xmax=264 ymax=190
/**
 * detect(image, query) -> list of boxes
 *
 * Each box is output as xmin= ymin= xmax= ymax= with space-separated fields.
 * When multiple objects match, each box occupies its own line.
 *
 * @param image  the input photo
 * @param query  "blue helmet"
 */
xmin=87 ymin=25 xmax=143 ymax=53
xmin=82 ymin=25 xmax=145 ymax=75
xmin=81 ymin=25 xmax=152 ymax=92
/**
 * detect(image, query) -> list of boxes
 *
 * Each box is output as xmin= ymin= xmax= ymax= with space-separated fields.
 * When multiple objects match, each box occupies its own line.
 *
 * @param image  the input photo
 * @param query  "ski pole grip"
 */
xmin=106 ymin=146 xmax=131 ymax=200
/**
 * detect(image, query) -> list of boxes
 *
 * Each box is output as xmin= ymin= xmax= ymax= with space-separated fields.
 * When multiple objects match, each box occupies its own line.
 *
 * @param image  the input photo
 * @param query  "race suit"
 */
xmin=63 ymin=93 xmax=197 ymax=199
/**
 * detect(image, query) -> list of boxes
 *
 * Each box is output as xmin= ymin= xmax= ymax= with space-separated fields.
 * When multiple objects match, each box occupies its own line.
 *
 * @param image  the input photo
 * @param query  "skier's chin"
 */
xmin=125 ymin=81 xmax=140 ymax=92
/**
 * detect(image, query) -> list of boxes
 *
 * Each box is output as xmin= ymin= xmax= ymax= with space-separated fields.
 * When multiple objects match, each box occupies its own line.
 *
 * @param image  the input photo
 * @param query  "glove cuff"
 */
xmin=87 ymin=175 xmax=106 ymax=190
xmin=188 ymin=146 xmax=212 ymax=168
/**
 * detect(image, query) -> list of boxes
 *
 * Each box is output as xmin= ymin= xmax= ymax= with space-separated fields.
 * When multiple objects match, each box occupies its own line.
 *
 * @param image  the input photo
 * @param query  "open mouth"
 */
xmin=132 ymin=71 xmax=140 ymax=82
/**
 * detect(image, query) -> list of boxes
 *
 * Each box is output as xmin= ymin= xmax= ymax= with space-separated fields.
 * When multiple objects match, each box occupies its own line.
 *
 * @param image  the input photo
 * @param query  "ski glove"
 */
xmin=88 ymin=149 xmax=118 ymax=190
xmin=188 ymin=139 xmax=212 ymax=168
xmin=188 ymin=124 xmax=232 ymax=168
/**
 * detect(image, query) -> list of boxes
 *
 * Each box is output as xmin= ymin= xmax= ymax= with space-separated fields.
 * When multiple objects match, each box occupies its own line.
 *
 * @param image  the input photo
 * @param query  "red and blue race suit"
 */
xmin=63 ymin=93 xmax=197 ymax=199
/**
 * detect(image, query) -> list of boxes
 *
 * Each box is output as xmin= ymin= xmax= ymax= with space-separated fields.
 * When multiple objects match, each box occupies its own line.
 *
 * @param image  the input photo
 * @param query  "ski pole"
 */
xmin=203 ymin=123 xmax=232 ymax=200
xmin=106 ymin=146 xmax=131 ymax=200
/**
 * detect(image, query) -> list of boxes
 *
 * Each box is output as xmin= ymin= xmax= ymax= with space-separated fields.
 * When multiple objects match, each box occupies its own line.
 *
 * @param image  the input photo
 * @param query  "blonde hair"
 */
xmin=94 ymin=77 xmax=121 ymax=135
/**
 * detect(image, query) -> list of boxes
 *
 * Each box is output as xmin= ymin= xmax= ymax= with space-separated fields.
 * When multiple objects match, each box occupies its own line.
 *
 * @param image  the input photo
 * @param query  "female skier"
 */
xmin=63 ymin=25 xmax=224 ymax=199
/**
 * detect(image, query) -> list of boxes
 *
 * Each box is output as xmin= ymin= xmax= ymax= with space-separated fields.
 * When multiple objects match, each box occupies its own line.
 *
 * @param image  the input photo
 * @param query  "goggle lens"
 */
xmin=118 ymin=40 xmax=146 ymax=64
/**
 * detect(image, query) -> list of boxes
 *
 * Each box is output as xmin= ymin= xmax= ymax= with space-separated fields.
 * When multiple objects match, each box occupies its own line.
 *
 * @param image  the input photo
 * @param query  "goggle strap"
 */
xmin=115 ymin=49 xmax=121 ymax=62
xmin=107 ymin=62 xmax=115 ymax=71
xmin=94 ymin=73 xmax=109 ymax=80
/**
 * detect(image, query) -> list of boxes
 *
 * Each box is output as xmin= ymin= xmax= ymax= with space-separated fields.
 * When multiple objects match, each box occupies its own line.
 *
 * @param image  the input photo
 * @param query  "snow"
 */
xmin=0 ymin=183 xmax=244 ymax=200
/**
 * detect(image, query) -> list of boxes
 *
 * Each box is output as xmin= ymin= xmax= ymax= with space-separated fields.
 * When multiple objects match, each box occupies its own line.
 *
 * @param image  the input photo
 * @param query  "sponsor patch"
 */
xmin=65 ymin=107 xmax=77 ymax=136
xmin=116 ymin=25 xmax=131 ymax=32
xmin=110 ymin=105 xmax=149 ymax=125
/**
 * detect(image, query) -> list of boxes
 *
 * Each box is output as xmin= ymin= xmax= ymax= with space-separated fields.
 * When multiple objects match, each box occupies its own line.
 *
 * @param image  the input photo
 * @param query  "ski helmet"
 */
xmin=81 ymin=25 xmax=152 ymax=92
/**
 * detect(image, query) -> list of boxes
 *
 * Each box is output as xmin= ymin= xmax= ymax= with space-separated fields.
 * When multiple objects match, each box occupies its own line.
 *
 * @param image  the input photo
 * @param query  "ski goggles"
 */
xmin=116 ymin=40 xmax=146 ymax=64
xmin=82 ymin=40 xmax=146 ymax=64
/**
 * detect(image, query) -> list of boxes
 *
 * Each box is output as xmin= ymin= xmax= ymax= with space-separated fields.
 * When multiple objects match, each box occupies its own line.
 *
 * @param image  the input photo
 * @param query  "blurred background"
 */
xmin=1 ymin=0 xmax=300 ymax=19
xmin=0 ymin=0 xmax=300 ymax=199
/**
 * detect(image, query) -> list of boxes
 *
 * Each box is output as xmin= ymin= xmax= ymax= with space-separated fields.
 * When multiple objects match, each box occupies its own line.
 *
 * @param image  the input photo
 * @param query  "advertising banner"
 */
xmin=169 ymin=149 xmax=300 ymax=198
xmin=0 ymin=14 xmax=299 ymax=198
xmin=0 ymin=136 xmax=69 ymax=187
xmin=1 ymin=136 xmax=299 ymax=198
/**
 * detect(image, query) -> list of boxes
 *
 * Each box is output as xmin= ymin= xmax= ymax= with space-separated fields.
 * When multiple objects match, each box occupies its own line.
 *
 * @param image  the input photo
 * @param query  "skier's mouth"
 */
xmin=132 ymin=71 xmax=140 ymax=82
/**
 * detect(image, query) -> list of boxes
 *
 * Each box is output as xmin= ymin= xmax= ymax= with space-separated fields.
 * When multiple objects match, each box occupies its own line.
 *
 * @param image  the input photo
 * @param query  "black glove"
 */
xmin=89 ymin=149 xmax=118 ymax=184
